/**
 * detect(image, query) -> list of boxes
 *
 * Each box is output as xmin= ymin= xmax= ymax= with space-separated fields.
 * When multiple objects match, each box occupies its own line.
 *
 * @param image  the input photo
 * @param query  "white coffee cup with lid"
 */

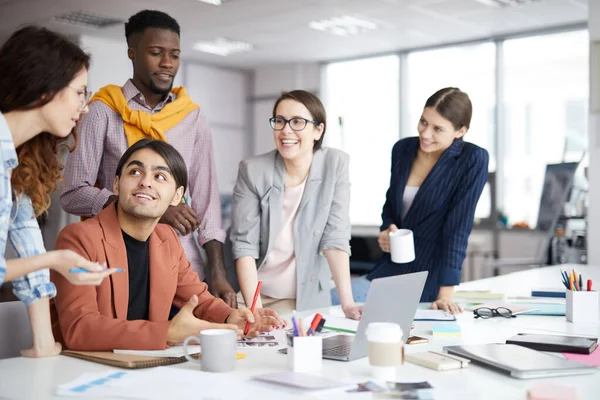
xmin=365 ymin=322 xmax=404 ymax=381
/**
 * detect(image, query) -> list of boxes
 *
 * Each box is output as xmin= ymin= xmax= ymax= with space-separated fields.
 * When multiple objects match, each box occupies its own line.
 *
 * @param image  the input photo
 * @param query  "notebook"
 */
xmin=454 ymin=290 xmax=504 ymax=300
xmin=517 ymin=303 xmax=566 ymax=316
xmin=444 ymin=344 xmax=596 ymax=379
xmin=414 ymin=310 xmax=456 ymax=321
xmin=405 ymin=351 xmax=470 ymax=371
xmin=432 ymin=324 xmax=461 ymax=337
xmin=531 ymin=288 xmax=566 ymax=298
xmin=506 ymin=333 xmax=598 ymax=354
xmin=62 ymin=350 xmax=199 ymax=369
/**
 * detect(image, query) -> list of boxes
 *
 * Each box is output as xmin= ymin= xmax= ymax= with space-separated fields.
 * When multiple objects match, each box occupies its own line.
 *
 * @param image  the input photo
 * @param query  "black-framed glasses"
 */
xmin=269 ymin=117 xmax=320 ymax=131
xmin=473 ymin=307 xmax=516 ymax=319
xmin=68 ymin=86 xmax=92 ymax=111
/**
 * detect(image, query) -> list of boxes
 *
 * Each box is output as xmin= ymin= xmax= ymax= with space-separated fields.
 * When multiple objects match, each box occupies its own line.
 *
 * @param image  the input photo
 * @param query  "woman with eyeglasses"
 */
xmin=335 ymin=87 xmax=488 ymax=315
xmin=230 ymin=90 xmax=362 ymax=319
xmin=0 ymin=26 xmax=117 ymax=357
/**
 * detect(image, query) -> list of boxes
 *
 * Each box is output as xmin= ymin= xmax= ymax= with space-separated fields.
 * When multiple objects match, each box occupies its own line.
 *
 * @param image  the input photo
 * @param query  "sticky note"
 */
xmin=432 ymin=324 xmax=461 ymax=337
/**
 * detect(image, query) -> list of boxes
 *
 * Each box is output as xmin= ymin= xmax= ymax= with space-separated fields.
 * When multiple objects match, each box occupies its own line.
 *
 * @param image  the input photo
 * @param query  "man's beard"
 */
xmin=150 ymin=79 xmax=173 ymax=95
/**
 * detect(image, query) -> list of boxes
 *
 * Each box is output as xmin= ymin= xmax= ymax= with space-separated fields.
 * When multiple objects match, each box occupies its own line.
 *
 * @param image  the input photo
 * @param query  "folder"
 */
xmin=61 ymin=350 xmax=199 ymax=369
xmin=506 ymin=333 xmax=598 ymax=354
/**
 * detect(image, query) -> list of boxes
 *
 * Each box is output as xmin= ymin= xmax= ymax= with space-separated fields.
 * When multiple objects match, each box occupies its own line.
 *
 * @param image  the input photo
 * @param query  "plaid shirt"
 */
xmin=0 ymin=112 xmax=56 ymax=306
xmin=61 ymin=80 xmax=226 ymax=280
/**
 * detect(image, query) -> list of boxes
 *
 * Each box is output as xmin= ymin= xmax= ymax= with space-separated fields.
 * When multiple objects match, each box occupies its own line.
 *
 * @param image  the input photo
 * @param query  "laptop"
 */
xmin=444 ymin=344 xmax=596 ymax=379
xmin=321 ymin=271 xmax=428 ymax=362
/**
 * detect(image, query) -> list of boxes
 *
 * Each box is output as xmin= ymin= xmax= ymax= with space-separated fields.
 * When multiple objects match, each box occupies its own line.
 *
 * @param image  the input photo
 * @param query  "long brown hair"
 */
xmin=0 ymin=26 xmax=90 ymax=216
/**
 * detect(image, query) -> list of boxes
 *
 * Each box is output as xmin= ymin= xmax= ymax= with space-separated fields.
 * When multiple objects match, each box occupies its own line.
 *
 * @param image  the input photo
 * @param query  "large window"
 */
xmin=323 ymin=55 xmax=400 ymax=226
xmin=322 ymin=29 xmax=588 ymax=230
xmin=501 ymin=30 xmax=589 ymax=228
xmin=406 ymin=43 xmax=496 ymax=220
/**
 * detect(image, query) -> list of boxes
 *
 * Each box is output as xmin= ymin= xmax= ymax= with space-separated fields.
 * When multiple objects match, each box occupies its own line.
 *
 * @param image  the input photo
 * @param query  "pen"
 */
xmin=69 ymin=268 xmax=124 ymax=273
xmin=298 ymin=319 xmax=306 ymax=336
xmin=291 ymin=311 xmax=299 ymax=336
xmin=579 ymin=274 xmax=583 ymax=291
xmin=322 ymin=326 xmax=356 ymax=334
xmin=244 ymin=281 xmax=262 ymax=335
xmin=560 ymin=270 xmax=569 ymax=289
xmin=307 ymin=313 xmax=323 ymax=336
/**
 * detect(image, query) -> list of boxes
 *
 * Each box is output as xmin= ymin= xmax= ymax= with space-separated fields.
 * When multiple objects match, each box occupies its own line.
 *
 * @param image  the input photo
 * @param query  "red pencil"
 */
xmin=244 ymin=281 xmax=262 ymax=335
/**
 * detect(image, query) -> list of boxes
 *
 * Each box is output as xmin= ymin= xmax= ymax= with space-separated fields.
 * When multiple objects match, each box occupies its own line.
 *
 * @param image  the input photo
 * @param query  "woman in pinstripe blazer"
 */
xmin=339 ymin=88 xmax=488 ymax=314
xmin=230 ymin=90 xmax=362 ymax=319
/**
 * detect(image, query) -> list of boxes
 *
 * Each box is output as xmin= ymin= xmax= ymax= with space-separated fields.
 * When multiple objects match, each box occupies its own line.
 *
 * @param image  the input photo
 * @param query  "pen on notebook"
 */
xmin=244 ymin=281 xmax=262 ymax=335
xmin=69 ymin=268 xmax=124 ymax=273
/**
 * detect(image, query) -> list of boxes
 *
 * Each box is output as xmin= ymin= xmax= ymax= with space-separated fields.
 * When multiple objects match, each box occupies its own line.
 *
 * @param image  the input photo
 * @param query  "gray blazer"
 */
xmin=230 ymin=147 xmax=351 ymax=311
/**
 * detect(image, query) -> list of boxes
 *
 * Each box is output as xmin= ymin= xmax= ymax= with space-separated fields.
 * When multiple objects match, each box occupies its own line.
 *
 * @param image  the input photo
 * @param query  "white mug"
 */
xmin=389 ymin=229 xmax=415 ymax=263
xmin=183 ymin=329 xmax=237 ymax=372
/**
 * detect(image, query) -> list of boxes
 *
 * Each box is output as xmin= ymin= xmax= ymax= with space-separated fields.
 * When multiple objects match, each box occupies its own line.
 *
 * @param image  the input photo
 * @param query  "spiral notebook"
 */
xmin=61 ymin=350 xmax=199 ymax=369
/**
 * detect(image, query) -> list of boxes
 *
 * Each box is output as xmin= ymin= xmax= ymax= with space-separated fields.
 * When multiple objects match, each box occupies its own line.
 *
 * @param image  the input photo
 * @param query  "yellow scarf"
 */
xmin=91 ymin=85 xmax=199 ymax=146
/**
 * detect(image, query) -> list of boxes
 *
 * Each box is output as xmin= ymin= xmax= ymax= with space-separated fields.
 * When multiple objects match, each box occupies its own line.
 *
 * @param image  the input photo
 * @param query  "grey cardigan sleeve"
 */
xmin=230 ymin=160 xmax=261 ymax=260
xmin=318 ymin=153 xmax=352 ymax=255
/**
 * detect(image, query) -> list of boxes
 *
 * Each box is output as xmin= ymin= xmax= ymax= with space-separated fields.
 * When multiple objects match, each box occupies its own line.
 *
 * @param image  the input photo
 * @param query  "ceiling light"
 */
xmin=196 ymin=0 xmax=228 ymax=5
xmin=309 ymin=16 xmax=378 ymax=37
xmin=193 ymin=38 xmax=253 ymax=56
xmin=53 ymin=11 xmax=123 ymax=29
xmin=474 ymin=0 xmax=547 ymax=6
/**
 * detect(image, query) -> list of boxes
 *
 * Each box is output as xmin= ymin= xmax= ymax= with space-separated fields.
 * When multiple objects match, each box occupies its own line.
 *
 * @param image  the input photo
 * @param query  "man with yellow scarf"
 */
xmin=60 ymin=10 xmax=237 ymax=308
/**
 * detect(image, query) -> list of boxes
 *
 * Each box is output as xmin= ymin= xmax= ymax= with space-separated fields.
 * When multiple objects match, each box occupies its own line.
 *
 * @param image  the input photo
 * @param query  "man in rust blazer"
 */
xmin=52 ymin=139 xmax=281 ymax=351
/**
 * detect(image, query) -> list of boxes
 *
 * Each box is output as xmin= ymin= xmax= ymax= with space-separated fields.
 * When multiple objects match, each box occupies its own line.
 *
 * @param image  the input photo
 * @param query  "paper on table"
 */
xmin=252 ymin=371 xmax=353 ymax=390
xmin=113 ymin=345 xmax=200 ymax=358
xmin=57 ymin=367 xmax=315 ymax=399
xmin=563 ymin=348 xmax=600 ymax=367
xmin=415 ymin=309 xmax=456 ymax=321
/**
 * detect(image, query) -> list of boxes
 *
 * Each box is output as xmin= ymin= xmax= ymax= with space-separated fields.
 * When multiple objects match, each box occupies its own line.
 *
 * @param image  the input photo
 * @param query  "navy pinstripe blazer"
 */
xmin=366 ymin=137 xmax=489 ymax=302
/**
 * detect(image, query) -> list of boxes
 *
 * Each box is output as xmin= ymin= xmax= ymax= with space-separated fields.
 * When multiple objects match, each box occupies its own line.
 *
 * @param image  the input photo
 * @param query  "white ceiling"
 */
xmin=0 ymin=0 xmax=588 ymax=68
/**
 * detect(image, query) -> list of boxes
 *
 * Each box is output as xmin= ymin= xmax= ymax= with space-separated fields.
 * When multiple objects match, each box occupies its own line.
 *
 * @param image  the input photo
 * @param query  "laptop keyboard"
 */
xmin=323 ymin=342 xmax=352 ymax=357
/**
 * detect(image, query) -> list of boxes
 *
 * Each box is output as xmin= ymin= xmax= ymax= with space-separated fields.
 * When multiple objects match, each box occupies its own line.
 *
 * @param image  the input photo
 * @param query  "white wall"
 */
xmin=588 ymin=0 xmax=600 ymax=265
xmin=252 ymin=63 xmax=320 ymax=155
xmin=185 ymin=63 xmax=251 ymax=194
xmin=42 ymin=36 xmax=250 ymax=249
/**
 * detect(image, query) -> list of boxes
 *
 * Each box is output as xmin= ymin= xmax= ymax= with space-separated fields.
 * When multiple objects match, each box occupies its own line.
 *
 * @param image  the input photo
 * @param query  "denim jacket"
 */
xmin=0 ymin=112 xmax=56 ymax=306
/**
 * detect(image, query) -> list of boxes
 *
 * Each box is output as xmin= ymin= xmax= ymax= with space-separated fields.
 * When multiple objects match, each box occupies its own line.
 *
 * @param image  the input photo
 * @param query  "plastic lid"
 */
xmin=365 ymin=322 xmax=403 ymax=343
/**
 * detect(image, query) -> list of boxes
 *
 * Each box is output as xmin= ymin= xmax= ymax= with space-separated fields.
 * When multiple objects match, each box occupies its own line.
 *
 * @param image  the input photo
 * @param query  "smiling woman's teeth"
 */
xmin=282 ymin=140 xmax=298 ymax=145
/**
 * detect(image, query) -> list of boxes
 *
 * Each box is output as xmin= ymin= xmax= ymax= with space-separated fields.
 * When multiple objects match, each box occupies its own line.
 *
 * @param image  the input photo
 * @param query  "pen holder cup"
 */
xmin=566 ymin=290 xmax=599 ymax=323
xmin=287 ymin=335 xmax=322 ymax=373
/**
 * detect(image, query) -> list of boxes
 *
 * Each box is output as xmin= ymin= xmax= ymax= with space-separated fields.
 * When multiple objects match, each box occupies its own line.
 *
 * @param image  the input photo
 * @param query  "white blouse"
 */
xmin=402 ymin=186 xmax=420 ymax=219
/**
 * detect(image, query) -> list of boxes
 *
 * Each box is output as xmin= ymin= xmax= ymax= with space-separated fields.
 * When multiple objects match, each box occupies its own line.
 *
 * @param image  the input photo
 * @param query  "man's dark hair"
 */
xmin=125 ymin=10 xmax=180 ymax=45
xmin=116 ymin=139 xmax=188 ymax=193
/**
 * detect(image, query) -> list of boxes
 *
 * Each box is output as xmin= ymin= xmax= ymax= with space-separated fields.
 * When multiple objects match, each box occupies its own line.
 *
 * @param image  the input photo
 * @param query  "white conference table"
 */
xmin=0 ymin=264 xmax=599 ymax=400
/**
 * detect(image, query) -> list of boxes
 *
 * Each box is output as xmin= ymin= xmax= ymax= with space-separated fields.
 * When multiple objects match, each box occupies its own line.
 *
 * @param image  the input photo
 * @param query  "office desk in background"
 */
xmin=0 ymin=264 xmax=598 ymax=400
